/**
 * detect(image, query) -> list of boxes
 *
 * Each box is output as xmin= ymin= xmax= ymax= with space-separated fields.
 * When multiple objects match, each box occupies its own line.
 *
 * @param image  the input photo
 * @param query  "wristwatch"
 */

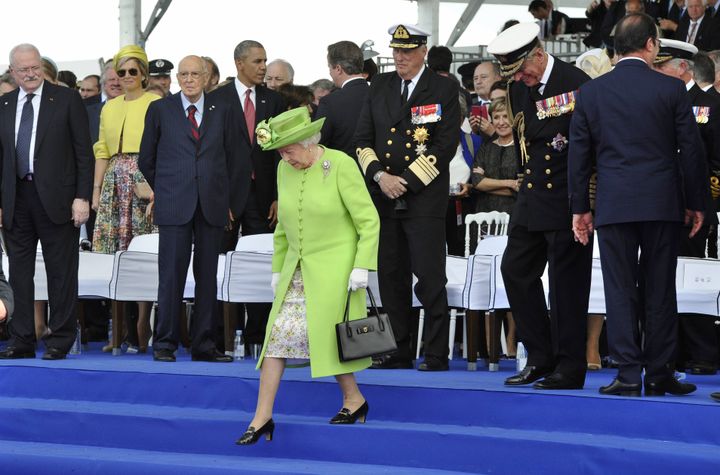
xmin=373 ymin=171 xmax=385 ymax=183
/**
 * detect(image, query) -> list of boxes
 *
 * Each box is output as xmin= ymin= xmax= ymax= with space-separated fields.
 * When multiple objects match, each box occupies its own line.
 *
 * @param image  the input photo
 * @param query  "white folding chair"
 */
xmin=464 ymin=211 xmax=510 ymax=257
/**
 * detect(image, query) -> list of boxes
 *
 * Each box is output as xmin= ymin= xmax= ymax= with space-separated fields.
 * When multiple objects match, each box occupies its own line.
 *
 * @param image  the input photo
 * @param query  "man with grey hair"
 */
xmin=265 ymin=59 xmax=294 ymax=90
xmin=316 ymin=40 xmax=369 ymax=157
xmin=0 ymin=43 xmax=93 ymax=360
xmin=209 ymin=40 xmax=285 ymax=350
xmin=706 ymin=49 xmax=720 ymax=95
xmin=655 ymin=38 xmax=720 ymax=377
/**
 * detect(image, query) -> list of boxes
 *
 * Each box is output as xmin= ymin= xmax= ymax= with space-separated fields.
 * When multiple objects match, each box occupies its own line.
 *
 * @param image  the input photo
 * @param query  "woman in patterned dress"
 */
xmin=91 ymin=45 xmax=160 ymax=352
xmin=236 ymin=107 xmax=380 ymax=445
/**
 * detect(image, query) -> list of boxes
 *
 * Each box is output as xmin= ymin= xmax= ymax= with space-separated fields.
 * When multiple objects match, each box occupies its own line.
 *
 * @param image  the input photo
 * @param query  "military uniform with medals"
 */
xmin=488 ymin=23 xmax=593 ymax=388
xmin=354 ymin=25 xmax=460 ymax=369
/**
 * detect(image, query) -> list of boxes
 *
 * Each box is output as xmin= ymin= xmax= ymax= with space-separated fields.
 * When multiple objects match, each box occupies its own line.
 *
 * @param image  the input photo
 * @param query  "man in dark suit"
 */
xmin=487 ymin=22 xmax=593 ymax=390
xmin=529 ymin=0 xmax=569 ymax=39
xmin=654 ymin=39 xmax=720 ymax=376
xmin=316 ymin=41 xmax=369 ymax=158
xmin=355 ymin=24 xmax=460 ymax=371
xmin=0 ymin=43 xmax=93 ymax=360
xmin=209 ymin=40 xmax=285 ymax=347
xmin=140 ymin=55 xmax=246 ymax=363
xmin=675 ymin=0 xmax=720 ymax=51
xmin=569 ymin=13 xmax=706 ymax=397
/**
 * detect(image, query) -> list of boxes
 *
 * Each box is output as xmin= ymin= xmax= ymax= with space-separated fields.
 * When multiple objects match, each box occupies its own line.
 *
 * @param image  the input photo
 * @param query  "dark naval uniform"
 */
xmin=355 ymin=66 xmax=460 ymax=367
xmin=678 ymin=83 xmax=720 ymax=375
xmin=499 ymin=50 xmax=593 ymax=386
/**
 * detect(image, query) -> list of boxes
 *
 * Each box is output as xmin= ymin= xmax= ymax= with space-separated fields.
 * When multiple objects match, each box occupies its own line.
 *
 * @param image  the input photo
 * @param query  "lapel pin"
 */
xmin=261 ymin=99 xmax=266 ymax=104
xmin=49 ymin=97 xmax=54 ymax=102
xmin=209 ymin=105 xmax=215 ymax=111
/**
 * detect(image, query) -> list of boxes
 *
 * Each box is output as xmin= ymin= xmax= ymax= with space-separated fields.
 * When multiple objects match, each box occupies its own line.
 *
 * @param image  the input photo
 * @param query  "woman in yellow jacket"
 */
xmin=92 ymin=45 xmax=159 ymax=251
xmin=237 ymin=108 xmax=380 ymax=445
xmin=92 ymin=45 xmax=160 ymax=351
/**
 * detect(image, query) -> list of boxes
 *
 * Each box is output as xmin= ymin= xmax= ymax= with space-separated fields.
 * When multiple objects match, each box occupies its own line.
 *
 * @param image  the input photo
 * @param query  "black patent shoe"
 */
xmin=504 ymin=365 xmax=553 ymax=386
xmin=645 ymin=378 xmax=697 ymax=396
xmin=236 ymin=419 xmax=275 ymax=445
xmin=329 ymin=401 xmax=369 ymax=424
xmin=599 ymin=378 xmax=641 ymax=397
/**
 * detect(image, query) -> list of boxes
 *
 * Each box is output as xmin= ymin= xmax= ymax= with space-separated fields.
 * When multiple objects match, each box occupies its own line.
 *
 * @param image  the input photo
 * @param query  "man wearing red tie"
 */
xmin=139 ymin=55 xmax=250 ymax=362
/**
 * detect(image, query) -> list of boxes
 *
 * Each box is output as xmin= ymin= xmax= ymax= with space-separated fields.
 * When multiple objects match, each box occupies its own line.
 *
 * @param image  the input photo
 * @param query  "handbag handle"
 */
xmin=343 ymin=287 xmax=386 ymax=332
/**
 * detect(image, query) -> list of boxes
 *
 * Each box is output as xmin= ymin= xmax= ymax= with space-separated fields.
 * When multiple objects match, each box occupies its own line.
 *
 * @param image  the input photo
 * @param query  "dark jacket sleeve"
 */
xmin=138 ymin=101 xmax=160 ymax=190
xmin=353 ymin=80 xmax=384 ymax=181
xmin=69 ymin=90 xmax=94 ymax=201
xmin=568 ymin=83 xmax=594 ymax=214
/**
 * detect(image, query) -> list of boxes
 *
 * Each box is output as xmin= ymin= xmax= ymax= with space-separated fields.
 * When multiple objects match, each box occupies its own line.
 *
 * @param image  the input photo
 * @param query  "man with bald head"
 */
xmin=264 ymin=59 xmax=294 ymax=90
xmin=140 ymin=55 xmax=249 ymax=362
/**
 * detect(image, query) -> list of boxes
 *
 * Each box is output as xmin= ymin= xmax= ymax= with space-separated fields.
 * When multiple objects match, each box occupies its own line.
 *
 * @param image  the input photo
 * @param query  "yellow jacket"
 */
xmin=94 ymin=92 xmax=160 ymax=159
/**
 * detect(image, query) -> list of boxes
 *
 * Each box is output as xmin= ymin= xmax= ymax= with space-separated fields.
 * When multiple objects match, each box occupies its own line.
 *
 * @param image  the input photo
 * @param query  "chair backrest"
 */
xmin=235 ymin=233 xmax=274 ymax=252
xmin=127 ymin=233 xmax=160 ymax=253
xmin=464 ymin=211 xmax=510 ymax=257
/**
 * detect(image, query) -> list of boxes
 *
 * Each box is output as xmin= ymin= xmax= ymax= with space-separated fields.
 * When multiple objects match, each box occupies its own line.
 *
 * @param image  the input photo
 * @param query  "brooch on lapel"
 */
xmin=550 ymin=133 xmax=568 ymax=152
xmin=322 ymin=159 xmax=331 ymax=178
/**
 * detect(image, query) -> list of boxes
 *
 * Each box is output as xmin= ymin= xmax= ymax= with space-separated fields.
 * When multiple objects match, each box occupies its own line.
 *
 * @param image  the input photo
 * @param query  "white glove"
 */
xmin=348 ymin=268 xmax=369 ymax=291
xmin=271 ymin=273 xmax=281 ymax=295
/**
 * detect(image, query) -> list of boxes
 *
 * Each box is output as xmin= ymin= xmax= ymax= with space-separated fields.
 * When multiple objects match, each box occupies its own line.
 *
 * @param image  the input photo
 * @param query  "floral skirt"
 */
xmin=264 ymin=267 xmax=310 ymax=360
xmin=93 ymin=153 xmax=156 ymax=254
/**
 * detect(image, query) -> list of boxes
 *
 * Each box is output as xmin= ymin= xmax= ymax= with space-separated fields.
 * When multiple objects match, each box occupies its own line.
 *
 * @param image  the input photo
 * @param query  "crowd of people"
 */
xmin=0 ymin=2 xmax=720 ymax=445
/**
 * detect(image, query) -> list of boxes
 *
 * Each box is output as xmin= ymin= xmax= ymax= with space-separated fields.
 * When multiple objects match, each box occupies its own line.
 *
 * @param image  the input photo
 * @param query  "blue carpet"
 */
xmin=0 ymin=343 xmax=719 ymax=474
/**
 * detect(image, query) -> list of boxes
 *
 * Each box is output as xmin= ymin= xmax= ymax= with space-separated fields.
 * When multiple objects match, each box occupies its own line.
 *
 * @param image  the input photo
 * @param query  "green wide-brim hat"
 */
xmin=255 ymin=107 xmax=325 ymax=151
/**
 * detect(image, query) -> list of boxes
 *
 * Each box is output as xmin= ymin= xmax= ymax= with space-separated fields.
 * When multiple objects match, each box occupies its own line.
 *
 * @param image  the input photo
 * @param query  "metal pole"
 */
xmin=118 ymin=0 xmax=142 ymax=47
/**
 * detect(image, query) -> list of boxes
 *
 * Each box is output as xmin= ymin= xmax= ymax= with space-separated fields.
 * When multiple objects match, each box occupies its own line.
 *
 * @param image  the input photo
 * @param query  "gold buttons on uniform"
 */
xmin=545 ymin=169 xmax=551 ymax=175
xmin=391 ymin=127 xmax=396 ymax=133
xmin=385 ymin=153 xmax=391 ymax=158
xmin=404 ymin=156 xmax=410 ymax=161
xmin=527 ymin=183 xmax=533 ymax=189
xmin=387 ymin=140 xmax=393 ymax=145
xmin=525 ymin=169 xmax=531 ymax=175
xmin=546 ymin=183 xmax=553 ymax=189
xmin=405 ymin=143 xmax=411 ymax=149
xmin=544 ymin=155 xmax=551 ymax=160
xmin=406 ymin=130 xmax=412 ymax=135
xmin=386 ymin=166 xmax=391 ymax=171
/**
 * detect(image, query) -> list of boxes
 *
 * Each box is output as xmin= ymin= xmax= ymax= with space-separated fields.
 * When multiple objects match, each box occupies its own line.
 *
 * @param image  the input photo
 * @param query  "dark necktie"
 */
xmin=187 ymin=105 xmax=199 ymax=141
xmin=244 ymin=89 xmax=255 ymax=143
xmin=16 ymin=93 xmax=35 ymax=179
xmin=401 ymin=79 xmax=412 ymax=105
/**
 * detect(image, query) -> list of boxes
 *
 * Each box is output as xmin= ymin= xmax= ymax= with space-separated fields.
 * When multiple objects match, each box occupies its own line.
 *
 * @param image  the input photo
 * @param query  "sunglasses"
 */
xmin=117 ymin=68 xmax=139 ymax=78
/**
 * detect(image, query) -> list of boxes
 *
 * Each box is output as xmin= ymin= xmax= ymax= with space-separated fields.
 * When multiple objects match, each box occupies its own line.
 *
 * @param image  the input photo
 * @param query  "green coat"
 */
xmin=256 ymin=147 xmax=380 ymax=378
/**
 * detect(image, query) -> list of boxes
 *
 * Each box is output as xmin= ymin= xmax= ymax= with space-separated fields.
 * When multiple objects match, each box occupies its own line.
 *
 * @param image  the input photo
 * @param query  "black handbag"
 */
xmin=336 ymin=288 xmax=397 ymax=362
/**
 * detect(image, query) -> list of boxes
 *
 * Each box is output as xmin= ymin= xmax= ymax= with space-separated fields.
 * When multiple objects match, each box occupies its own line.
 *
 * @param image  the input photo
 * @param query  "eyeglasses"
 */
xmin=13 ymin=65 xmax=41 ymax=75
xmin=117 ymin=68 xmax=139 ymax=78
xmin=178 ymin=71 xmax=205 ymax=81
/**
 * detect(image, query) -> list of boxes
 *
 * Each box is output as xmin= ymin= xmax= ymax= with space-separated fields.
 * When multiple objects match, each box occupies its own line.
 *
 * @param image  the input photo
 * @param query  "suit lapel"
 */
xmin=34 ymin=83 xmax=57 ymax=155
xmin=0 ymin=90 xmax=18 ymax=148
xmin=172 ymin=93 xmax=196 ymax=143
xmin=389 ymin=68 xmax=432 ymax=125
xmin=199 ymin=96 xmax=215 ymax=142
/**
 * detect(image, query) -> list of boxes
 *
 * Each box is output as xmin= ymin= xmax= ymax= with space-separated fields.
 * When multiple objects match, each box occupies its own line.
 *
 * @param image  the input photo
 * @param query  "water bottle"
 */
xmin=516 ymin=342 xmax=527 ymax=372
xmin=233 ymin=330 xmax=245 ymax=361
xmin=69 ymin=323 xmax=82 ymax=355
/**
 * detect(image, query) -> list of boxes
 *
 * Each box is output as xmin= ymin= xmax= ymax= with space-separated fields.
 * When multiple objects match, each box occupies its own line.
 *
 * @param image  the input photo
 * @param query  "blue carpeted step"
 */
xmin=0 ymin=396 xmax=718 ymax=474
xmin=0 ymin=440 xmax=469 ymax=475
xmin=1 ymin=365 xmax=718 ymax=448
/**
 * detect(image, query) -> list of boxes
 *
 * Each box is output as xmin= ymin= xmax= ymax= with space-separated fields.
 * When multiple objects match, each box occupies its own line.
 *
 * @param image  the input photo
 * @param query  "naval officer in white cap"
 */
xmin=488 ymin=22 xmax=594 ymax=389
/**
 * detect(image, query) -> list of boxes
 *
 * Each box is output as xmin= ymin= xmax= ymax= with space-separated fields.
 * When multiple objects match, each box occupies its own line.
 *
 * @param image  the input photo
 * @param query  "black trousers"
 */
xmin=155 ymin=203 xmax=223 ymax=353
xmin=378 ymin=216 xmax=448 ymax=361
xmin=500 ymin=225 xmax=592 ymax=375
xmin=237 ymin=186 xmax=273 ymax=344
xmin=677 ymin=225 xmax=719 ymax=366
xmin=5 ymin=180 xmax=79 ymax=352
xmin=597 ymin=221 xmax=680 ymax=384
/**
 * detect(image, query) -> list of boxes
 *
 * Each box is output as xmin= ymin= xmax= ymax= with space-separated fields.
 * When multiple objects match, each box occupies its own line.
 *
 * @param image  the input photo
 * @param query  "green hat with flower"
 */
xmin=255 ymin=107 xmax=325 ymax=151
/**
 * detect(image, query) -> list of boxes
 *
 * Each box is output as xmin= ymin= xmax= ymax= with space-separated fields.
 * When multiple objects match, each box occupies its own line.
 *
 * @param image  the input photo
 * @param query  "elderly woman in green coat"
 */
xmin=237 ymin=107 xmax=380 ymax=445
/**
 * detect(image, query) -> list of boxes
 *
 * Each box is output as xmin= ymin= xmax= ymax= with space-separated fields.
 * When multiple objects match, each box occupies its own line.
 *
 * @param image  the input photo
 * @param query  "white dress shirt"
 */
xmin=181 ymin=92 xmax=205 ymax=126
xmin=399 ymin=65 xmax=425 ymax=99
xmin=234 ymin=78 xmax=256 ymax=113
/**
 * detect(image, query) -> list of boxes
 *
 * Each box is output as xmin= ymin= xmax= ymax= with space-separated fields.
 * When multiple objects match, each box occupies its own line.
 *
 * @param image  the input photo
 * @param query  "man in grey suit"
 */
xmin=140 ymin=55 xmax=250 ymax=363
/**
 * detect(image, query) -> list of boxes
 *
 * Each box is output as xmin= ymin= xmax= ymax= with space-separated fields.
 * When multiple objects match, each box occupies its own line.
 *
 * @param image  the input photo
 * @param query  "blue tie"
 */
xmin=16 ymin=93 xmax=35 ymax=179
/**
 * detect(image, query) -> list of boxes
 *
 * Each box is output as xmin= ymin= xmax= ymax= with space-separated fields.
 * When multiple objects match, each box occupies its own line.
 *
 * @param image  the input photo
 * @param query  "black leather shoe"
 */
xmin=330 ymin=401 xmax=369 ymax=424
xmin=687 ymin=361 xmax=717 ymax=375
xmin=370 ymin=354 xmax=413 ymax=369
xmin=504 ymin=365 xmax=553 ymax=386
xmin=533 ymin=372 xmax=585 ymax=390
xmin=191 ymin=348 xmax=233 ymax=362
xmin=417 ymin=356 xmax=449 ymax=372
xmin=236 ymin=419 xmax=274 ymax=445
xmin=645 ymin=378 xmax=697 ymax=396
xmin=42 ymin=347 xmax=66 ymax=360
xmin=598 ymin=378 xmax=641 ymax=397
xmin=153 ymin=349 xmax=176 ymax=362
xmin=711 ymin=392 xmax=720 ymax=402
xmin=0 ymin=347 xmax=35 ymax=359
